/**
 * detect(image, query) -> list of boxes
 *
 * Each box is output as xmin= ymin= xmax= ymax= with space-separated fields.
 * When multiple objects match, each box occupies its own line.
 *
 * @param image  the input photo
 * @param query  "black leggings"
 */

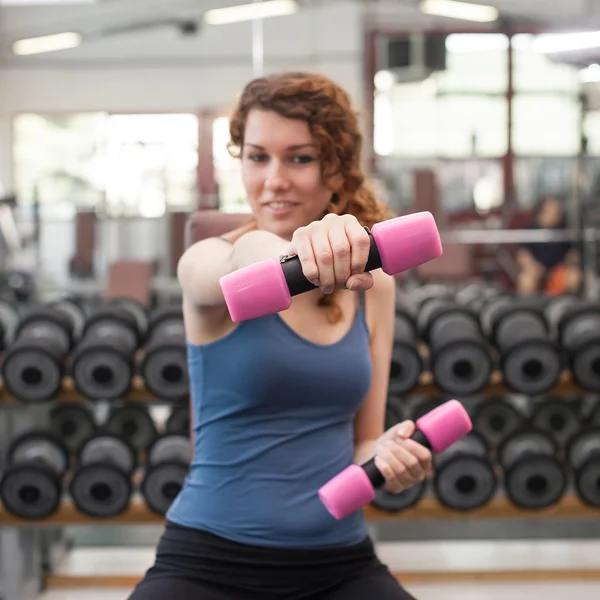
xmin=127 ymin=521 xmax=417 ymax=600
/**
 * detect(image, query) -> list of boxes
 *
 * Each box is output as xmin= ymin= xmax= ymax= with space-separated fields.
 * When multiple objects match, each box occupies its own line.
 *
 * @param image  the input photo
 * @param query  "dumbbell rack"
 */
xmin=1 ymin=370 xmax=600 ymax=598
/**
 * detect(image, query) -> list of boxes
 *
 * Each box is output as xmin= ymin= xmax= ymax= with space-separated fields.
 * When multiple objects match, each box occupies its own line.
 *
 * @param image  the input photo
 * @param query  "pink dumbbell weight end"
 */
xmin=318 ymin=400 xmax=473 ymax=520
xmin=219 ymin=211 xmax=443 ymax=323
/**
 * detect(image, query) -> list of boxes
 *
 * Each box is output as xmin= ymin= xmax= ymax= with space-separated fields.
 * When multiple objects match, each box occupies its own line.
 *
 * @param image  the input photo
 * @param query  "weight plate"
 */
xmin=568 ymin=427 xmax=600 ymax=470
xmin=142 ymin=347 xmax=189 ymax=402
xmin=504 ymin=455 xmax=567 ymax=510
xmin=49 ymin=299 xmax=87 ymax=341
xmin=436 ymin=432 xmax=489 ymax=464
xmin=372 ymin=480 xmax=426 ymax=513
xmin=141 ymin=461 xmax=188 ymax=515
xmin=532 ymin=401 xmax=580 ymax=447
xmin=2 ymin=348 xmax=62 ymax=403
xmin=147 ymin=435 xmax=191 ymax=466
xmin=502 ymin=343 xmax=561 ymax=395
xmin=72 ymin=350 xmax=133 ymax=401
xmin=9 ymin=431 xmax=69 ymax=475
xmin=79 ymin=435 xmax=137 ymax=474
xmin=574 ymin=457 xmax=600 ymax=508
xmin=50 ymin=404 xmax=97 ymax=453
xmin=434 ymin=455 xmax=497 ymax=511
xmin=472 ymin=400 xmax=523 ymax=448
xmin=572 ymin=344 xmax=600 ymax=393
xmin=389 ymin=344 xmax=422 ymax=395
xmin=499 ymin=429 xmax=556 ymax=469
xmin=0 ymin=299 xmax=19 ymax=345
xmin=0 ymin=465 xmax=62 ymax=519
xmin=166 ymin=406 xmax=190 ymax=436
xmin=432 ymin=343 xmax=491 ymax=396
xmin=106 ymin=298 xmax=148 ymax=340
xmin=385 ymin=396 xmax=405 ymax=430
xmin=69 ymin=464 xmax=132 ymax=518
xmin=106 ymin=405 xmax=158 ymax=451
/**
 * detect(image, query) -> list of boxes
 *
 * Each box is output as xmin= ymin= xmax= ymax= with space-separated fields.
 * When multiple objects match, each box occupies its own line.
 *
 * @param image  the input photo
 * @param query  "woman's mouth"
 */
xmin=263 ymin=201 xmax=298 ymax=215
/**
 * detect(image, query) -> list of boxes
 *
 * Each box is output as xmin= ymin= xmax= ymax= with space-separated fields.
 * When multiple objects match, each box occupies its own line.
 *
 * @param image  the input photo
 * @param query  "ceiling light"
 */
xmin=445 ymin=33 xmax=509 ymax=53
xmin=532 ymin=31 xmax=600 ymax=54
xmin=580 ymin=64 xmax=600 ymax=83
xmin=420 ymin=0 xmax=499 ymax=23
xmin=12 ymin=32 xmax=82 ymax=55
xmin=204 ymin=0 xmax=298 ymax=25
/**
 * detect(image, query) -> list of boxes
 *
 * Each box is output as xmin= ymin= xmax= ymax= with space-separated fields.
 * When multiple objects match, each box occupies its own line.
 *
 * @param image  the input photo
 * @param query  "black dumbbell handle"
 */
xmin=362 ymin=428 xmax=432 ymax=488
xmin=279 ymin=227 xmax=383 ymax=296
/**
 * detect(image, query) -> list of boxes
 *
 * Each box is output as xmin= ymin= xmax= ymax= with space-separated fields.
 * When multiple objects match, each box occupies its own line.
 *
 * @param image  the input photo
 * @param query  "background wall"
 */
xmin=0 ymin=1 xmax=365 ymax=192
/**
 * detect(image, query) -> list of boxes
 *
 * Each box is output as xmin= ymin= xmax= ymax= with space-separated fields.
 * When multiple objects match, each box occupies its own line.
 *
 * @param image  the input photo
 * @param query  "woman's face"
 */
xmin=240 ymin=108 xmax=334 ymax=240
xmin=537 ymin=197 xmax=563 ymax=228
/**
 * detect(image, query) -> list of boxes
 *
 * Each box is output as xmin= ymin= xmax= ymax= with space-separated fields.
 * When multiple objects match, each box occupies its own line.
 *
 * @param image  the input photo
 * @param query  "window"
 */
xmin=212 ymin=116 xmax=250 ymax=214
xmin=13 ymin=112 xmax=199 ymax=218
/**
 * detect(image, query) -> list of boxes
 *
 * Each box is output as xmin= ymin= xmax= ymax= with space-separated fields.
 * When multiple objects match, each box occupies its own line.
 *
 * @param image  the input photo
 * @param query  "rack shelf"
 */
xmin=0 ymin=369 xmax=589 ymax=405
xmin=0 ymin=495 xmax=596 ymax=528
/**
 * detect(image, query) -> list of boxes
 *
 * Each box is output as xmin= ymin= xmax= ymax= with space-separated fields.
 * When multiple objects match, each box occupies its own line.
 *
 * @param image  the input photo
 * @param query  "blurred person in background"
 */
xmin=516 ymin=194 xmax=582 ymax=295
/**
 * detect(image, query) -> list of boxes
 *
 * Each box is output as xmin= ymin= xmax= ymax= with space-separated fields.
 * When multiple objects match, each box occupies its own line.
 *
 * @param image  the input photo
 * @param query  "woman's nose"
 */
xmin=264 ymin=162 xmax=290 ymax=191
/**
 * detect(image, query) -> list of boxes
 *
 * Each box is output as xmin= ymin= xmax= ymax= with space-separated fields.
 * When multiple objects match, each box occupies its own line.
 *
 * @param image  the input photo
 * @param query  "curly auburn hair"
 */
xmin=227 ymin=71 xmax=394 ymax=323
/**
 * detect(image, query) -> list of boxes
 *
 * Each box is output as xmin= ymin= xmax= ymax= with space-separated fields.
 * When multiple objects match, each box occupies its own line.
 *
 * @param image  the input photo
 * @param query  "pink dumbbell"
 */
xmin=219 ymin=211 xmax=443 ymax=323
xmin=318 ymin=399 xmax=472 ymax=520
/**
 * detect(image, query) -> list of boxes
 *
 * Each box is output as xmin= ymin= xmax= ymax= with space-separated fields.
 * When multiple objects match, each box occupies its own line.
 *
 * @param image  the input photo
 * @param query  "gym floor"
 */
xmin=35 ymin=539 xmax=600 ymax=599
xmin=37 ymin=582 xmax=600 ymax=600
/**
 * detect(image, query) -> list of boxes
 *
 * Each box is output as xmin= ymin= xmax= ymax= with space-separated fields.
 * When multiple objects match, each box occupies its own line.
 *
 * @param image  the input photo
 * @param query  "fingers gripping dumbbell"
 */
xmin=567 ymin=427 xmax=600 ymax=508
xmin=480 ymin=296 xmax=561 ymax=395
xmin=531 ymin=399 xmax=581 ymax=447
xmin=389 ymin=309 xmax=422 ymax=395
xmin=141 ymin=434 xmax=190 ymax=515
xmin=105 ymin=405 xmax=158 ymax=452
xmin=546 ymin=296 xmax=600 ymax=392
xmin=50 ymin=404 xmax=97 ymax=454
xmin=141 ymin=306 xmax=189 ymax=401
xmin=471 ymin=398 xmax=525 ymax=448
xmin=418 ymin=299 xmax=492 ymax=396
xmin=220 ymin=212 xmax=443 ymax=322
xmin=498 ymin=428 xmax=567 ymax=510
xmin=0 ymin=432 xmax=69 ymax=519
xmin=69 ymin=434 xmax=136 ymax=517
xmin=2 ymin=306 xmax=78 ymax=403
xmin=433 ymin=431 xmax=497 ymax=511
xmin=71 ymin=305 xmax=143 ymax=400
xmin=318 ymin=400 xmax=472 ymax=519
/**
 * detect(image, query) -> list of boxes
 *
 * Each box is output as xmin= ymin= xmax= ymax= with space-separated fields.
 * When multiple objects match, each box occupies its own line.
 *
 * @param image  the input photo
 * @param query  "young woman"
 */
xmin=128 ymin=71 xmax=432 ymax=600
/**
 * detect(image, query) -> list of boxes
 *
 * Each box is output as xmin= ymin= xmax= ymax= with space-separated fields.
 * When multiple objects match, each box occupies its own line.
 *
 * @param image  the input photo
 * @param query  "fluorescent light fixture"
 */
xmin=420 ymin=0 xmax=499 ymax=23
xmin=532 ymin=31 xmax=600 ymax=54
xmin=12 ymin=32 xmax=82 ymax=55
xmin=204 ymin=0 xmax=298 ymax=25
xmin=580 ymin=64 xmax=600 ymax=83
xmin=446 ymin=33 xmax=508 ymax=53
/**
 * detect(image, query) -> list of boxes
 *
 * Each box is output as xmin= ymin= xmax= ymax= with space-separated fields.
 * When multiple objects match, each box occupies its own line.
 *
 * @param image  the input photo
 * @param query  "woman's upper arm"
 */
xmin=353 ymin=270 xmax=397 ymax=444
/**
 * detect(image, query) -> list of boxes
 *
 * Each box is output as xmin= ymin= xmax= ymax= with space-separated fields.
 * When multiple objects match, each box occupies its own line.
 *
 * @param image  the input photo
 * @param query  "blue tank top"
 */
xmin=166 ymin=296 xmax=373 ymax=549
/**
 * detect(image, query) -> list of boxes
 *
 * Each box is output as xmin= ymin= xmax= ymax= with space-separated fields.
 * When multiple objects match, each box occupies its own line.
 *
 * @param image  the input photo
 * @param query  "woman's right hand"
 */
xmin=286 ymin=213 xmax=375 ymax=294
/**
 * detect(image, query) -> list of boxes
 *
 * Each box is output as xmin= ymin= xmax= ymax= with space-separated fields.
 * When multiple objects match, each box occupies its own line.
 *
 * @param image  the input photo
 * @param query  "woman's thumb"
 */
xmin=394 ymin=420 xmax=415 ymax=439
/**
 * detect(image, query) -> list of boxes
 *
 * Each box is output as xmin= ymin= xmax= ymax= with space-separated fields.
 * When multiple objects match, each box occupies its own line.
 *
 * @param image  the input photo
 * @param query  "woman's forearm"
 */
xmin=353 ymin=440 xmax=377 ymax=465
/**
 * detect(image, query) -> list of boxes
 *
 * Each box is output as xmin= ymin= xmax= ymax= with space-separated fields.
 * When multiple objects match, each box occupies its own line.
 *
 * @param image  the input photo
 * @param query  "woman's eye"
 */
xmin=248 ymin=154 xmax=268 ymax=162
xmin=293 ymin=155 xmax=315 ymax=164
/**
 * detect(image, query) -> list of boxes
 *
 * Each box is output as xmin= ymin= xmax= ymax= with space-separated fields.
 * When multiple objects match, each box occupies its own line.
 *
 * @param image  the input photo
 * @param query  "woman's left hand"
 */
xmin=373 ymin=421 xmax=434 ymax=494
